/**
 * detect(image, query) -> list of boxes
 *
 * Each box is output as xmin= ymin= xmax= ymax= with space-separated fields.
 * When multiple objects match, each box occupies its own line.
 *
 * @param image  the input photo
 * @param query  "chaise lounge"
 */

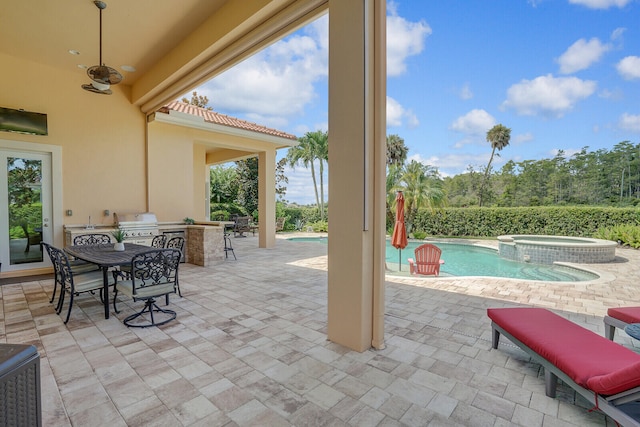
xmin=605 ymin=307 xmax=640 ymax=340
xmin=488 ymin=307 xmax=640 ymax=427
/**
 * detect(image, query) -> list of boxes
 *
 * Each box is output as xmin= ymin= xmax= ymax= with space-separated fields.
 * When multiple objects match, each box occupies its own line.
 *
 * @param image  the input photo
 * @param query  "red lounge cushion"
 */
xmin=488 ymin=307 xmax=640 ymax=394
xmin=607 ymin=307 xmax=640 ymax=325
xmin=587 ymin=361 xmax=640 ymax=395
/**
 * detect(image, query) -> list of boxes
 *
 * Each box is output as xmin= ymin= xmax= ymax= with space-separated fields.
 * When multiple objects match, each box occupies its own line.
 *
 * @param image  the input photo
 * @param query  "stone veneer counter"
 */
xmin=186 ymin=225 xmax=225 ymax=266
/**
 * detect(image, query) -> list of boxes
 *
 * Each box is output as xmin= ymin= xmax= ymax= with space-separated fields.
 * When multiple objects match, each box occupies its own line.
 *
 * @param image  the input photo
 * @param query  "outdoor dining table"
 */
xmin=64 ymin=243 xmax=152 ymax=319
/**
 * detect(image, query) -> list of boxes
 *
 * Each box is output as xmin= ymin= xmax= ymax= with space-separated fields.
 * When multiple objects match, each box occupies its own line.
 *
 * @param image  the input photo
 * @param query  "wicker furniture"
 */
xmin=233 ymin=216 xmax=252 ymax=237
xmin=0 ymin=344 xmax=41 ymax=427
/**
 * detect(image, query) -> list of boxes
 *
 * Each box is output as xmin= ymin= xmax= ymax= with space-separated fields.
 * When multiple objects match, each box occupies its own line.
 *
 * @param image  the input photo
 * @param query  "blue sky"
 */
xmin=189 ymin=0 xmax=640 ymax=205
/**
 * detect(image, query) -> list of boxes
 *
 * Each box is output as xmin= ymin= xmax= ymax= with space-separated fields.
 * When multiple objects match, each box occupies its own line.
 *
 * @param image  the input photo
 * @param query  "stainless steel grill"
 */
xmin=114 ymin=212 xmax=159 ymax=245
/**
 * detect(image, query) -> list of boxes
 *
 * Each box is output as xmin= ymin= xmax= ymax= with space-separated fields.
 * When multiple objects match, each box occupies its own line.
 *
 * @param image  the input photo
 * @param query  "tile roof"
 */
xmin=159 ymin=101 xmax=297 ymax=141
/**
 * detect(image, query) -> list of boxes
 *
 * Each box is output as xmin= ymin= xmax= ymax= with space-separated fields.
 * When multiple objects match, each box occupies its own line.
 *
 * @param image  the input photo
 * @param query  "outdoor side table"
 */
xmin=625 ymin=323 xmax=640 ymax=340
xmin=0 ymin=343 xmax=41 ymax=427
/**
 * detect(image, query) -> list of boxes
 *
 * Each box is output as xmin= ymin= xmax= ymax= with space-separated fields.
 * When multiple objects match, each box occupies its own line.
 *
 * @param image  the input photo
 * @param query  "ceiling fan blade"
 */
xmin=81 ymin=82 xmax=112 ymax=95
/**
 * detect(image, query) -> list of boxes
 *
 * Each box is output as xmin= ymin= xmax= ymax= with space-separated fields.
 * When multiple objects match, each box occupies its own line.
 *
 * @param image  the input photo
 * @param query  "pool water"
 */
xmin=287 ymin=237 xmax=599 ymax=282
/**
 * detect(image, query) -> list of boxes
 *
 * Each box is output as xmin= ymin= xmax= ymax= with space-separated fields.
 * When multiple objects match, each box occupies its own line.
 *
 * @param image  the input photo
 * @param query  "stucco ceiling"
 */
xmin=1 ymin=0 xmax=327 ymax=110
xmin=0 ymin=0 xmax=228 ymax=86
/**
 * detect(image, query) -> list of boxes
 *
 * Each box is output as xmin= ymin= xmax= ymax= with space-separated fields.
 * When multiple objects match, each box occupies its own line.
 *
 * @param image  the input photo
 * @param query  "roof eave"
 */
xmin=148 ymin=110 xmax=299 ymax=148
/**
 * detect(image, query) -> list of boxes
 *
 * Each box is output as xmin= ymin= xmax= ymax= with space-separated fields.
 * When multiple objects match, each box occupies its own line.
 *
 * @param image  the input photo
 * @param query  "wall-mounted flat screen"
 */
xmin=0 ymin=107 xmax=48 ymax=136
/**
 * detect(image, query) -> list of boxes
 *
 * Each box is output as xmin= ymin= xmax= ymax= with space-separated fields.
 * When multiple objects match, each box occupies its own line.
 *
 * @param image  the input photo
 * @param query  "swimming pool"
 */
xmin=287 ymin=237 xmax=599 ymax=282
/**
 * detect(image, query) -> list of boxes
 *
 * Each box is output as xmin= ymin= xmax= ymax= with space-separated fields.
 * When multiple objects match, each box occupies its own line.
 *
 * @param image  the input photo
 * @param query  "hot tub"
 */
xmin=498 ymin=235 xmax=617 ymax=264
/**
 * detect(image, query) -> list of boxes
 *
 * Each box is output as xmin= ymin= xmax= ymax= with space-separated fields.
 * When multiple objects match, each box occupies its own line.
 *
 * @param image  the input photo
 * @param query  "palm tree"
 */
xmin=480 ymin=124 xmax=511 ymax=207
xmin=308 ymin=130 xmax=328 ymax=220
xmin=397 ymin=160 xmax=446 ymax=229
xmin=286 ymin=130 xmax=328 ymax=219
xmin=386 ymin=134 xmax=408 ymax=166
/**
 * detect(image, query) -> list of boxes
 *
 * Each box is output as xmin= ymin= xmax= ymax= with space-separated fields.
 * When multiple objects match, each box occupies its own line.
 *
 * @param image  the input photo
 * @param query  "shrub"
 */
xmin=309 ymin=220 xmax=328 ymax=232
xmin=412 ymin=206 xmax=640 ymax=238
xmin=594 ymin=224 xmax=640 ymax=248
xmin=210 ymin=210 xmax=229 ymax=221
xmin=412 ymin=230 xmax=427 ymax=240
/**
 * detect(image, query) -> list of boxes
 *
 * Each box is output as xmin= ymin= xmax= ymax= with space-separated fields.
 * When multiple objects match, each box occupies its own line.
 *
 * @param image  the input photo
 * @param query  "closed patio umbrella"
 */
xmin=391 ymin=191 xmax=408 ymax=271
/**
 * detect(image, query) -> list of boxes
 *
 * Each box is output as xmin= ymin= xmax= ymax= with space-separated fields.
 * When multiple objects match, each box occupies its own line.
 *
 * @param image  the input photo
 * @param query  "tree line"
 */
xmin=447 ymin=141 xmax=640 ymax=208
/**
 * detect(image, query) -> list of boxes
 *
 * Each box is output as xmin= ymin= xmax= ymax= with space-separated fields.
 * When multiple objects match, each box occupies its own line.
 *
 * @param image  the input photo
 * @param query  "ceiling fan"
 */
xmin=81 ymin=0 xmax=122 ymax=95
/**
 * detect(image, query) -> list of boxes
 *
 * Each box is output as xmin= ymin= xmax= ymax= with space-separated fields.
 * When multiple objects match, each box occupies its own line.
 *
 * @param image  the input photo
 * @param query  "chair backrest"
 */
xmin=129 ymin=249 xmax=181 ymax=296
xmin=166 ymin=236 xmax=185 ymax=252
xmin=234 ymin=216 xmax=251 ymax=230
xmin=151 ymin=234 xmax=167 ymax=248
xmin=44 ymin=244 xmax=74 ymax=287
xmin=42 ymin=242 xmax=60 ymax=277
xmin=413 ymin=243 xmax=442 ymax=275
xmin=73 ymin=233 xmax=111 ymax=245
xmin=276 ymin=217 xmax=286 ymax=231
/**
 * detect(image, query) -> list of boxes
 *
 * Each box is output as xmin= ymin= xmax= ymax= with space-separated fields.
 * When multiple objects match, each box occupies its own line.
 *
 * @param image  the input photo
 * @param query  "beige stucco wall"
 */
xmin=0 ymin=52 xmax=147 ymax=234
xmin=147 ymin=121 xmax=207 ymax=222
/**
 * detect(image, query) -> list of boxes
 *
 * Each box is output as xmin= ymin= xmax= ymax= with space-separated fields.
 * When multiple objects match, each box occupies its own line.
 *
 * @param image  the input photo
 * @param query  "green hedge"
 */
xmin=413 ymin=207 xmax=640 ymax=238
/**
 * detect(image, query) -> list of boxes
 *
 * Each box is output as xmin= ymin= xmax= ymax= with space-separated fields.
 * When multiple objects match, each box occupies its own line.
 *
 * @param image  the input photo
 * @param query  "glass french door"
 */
xmin=0 ymin=149 xmax=52 ymax=272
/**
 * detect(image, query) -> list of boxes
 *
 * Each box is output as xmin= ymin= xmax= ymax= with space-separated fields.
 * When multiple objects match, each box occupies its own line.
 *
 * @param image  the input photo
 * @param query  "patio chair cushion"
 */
xmin=608 ymin=307 xmax=640 ymax=325
xmin=487 ymin=307 xmax=640 ymax=395
xmin=115 ymin=280 xmax=175 ymax=299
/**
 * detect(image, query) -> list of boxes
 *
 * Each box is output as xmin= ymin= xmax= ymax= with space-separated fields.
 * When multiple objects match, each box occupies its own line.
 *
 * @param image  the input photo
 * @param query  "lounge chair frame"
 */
xmin=491 ymin=321 xmax=640 ymax=426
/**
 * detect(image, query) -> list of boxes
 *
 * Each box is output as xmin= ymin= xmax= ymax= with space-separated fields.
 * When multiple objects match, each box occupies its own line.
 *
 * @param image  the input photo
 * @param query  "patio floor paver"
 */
xmin=1 ymin=234 xmax=640 ymax=426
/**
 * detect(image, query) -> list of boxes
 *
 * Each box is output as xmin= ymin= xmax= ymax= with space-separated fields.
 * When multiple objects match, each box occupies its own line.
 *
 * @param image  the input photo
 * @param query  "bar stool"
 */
xmin=224 ymin=225 xmax=236 ymax=260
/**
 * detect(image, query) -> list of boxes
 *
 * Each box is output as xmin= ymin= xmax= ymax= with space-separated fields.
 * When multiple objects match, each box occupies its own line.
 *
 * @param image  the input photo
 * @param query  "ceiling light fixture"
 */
xmin=81 ymin=0 xmax=122 ymax=95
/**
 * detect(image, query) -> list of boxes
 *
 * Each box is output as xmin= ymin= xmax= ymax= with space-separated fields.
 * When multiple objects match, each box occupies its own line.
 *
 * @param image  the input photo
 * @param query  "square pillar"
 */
xmin=327 ymin=0 xmax=387 ymax=351
xmin=258 ymin=150 xmax=276 ymax=248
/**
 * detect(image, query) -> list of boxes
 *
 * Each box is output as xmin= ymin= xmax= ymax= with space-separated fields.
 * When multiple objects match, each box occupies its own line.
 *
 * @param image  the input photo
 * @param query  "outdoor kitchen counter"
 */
xmin=185 ymin=225 xmax=226 ymax=266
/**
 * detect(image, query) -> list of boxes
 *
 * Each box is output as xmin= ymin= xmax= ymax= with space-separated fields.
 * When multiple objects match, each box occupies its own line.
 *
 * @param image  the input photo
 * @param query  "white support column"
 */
xmin=258 ymin=150 xmax=276 ymax=248
xmin=327 ymin=0 xmax=386 ymax=351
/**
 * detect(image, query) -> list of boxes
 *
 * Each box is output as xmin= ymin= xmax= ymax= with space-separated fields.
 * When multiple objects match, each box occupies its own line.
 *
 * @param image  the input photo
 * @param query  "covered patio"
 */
xmin=2 ymin=0 xmax=387 ymax=353
xmin=2 ymin=236 xmax=639 ymax=425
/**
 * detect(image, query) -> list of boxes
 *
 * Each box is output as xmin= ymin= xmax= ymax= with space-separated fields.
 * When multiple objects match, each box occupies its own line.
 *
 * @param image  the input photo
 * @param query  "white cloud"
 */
xmin=409 ymin=152 xmax=493 ymax=176
xmin=617 ymin=56 xmax=640 ymax=80
xmin=568 ymin=0 xmax=631 ymax=9
xmin=282 ymin=163 xmax=327 ymax=205
xmin=611 ymin=27 xmax=626 ymax=41
xmin=387 ymin=96 xmax=419 ymax=128
xmin=557 ymin=38 xmax=611 ymax=74
xmin=619 ymin=113 xmax=640 ymax=132
xmin=387 ymin=8 xmax=431 ymax=76
xmin=449 ymin=109 xmax=496 ymax=135
xmin=458 ymin=83 xmax=473 ymax=100
xmin=200 ymin=15 xmax=328 ymax=126
xmin=513 ymin=133 xmax=534 ymax=145
xmin=196 ymin=8 xmax=429 ymax=130
xmin=502 ymin=74 xmax=596 ymax=118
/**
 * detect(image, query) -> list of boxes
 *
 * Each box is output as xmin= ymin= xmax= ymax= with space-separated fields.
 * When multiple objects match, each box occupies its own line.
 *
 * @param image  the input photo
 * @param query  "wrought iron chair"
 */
xmin=73 ymin=233 xmax=112 ymax=245
xmin=151 ymin=234 xmax=167 ymax=248
xmin=70 ymin=233 xmax=110 ymax=276
xmin=42 ymin=242 xmax=100 ymax=306
xmin=44 ymin=244 xmax=111 ymax=324
xmin=112 ymin=249 xmax=181 ymax=328
xmin=408 ymin=243 xmax=445 ymax=276
xmin=113 ymin=234 xmax=168 ymax=286
xmin=224 ymin=225 xmax=236 ymax=260
xmin=165 ymin=236 xmax=185 ymax=300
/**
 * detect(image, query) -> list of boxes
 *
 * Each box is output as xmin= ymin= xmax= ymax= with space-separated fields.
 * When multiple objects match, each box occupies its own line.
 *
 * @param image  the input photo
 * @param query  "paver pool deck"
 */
xmin=1 ymin=234 xmax=639 ymax=426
